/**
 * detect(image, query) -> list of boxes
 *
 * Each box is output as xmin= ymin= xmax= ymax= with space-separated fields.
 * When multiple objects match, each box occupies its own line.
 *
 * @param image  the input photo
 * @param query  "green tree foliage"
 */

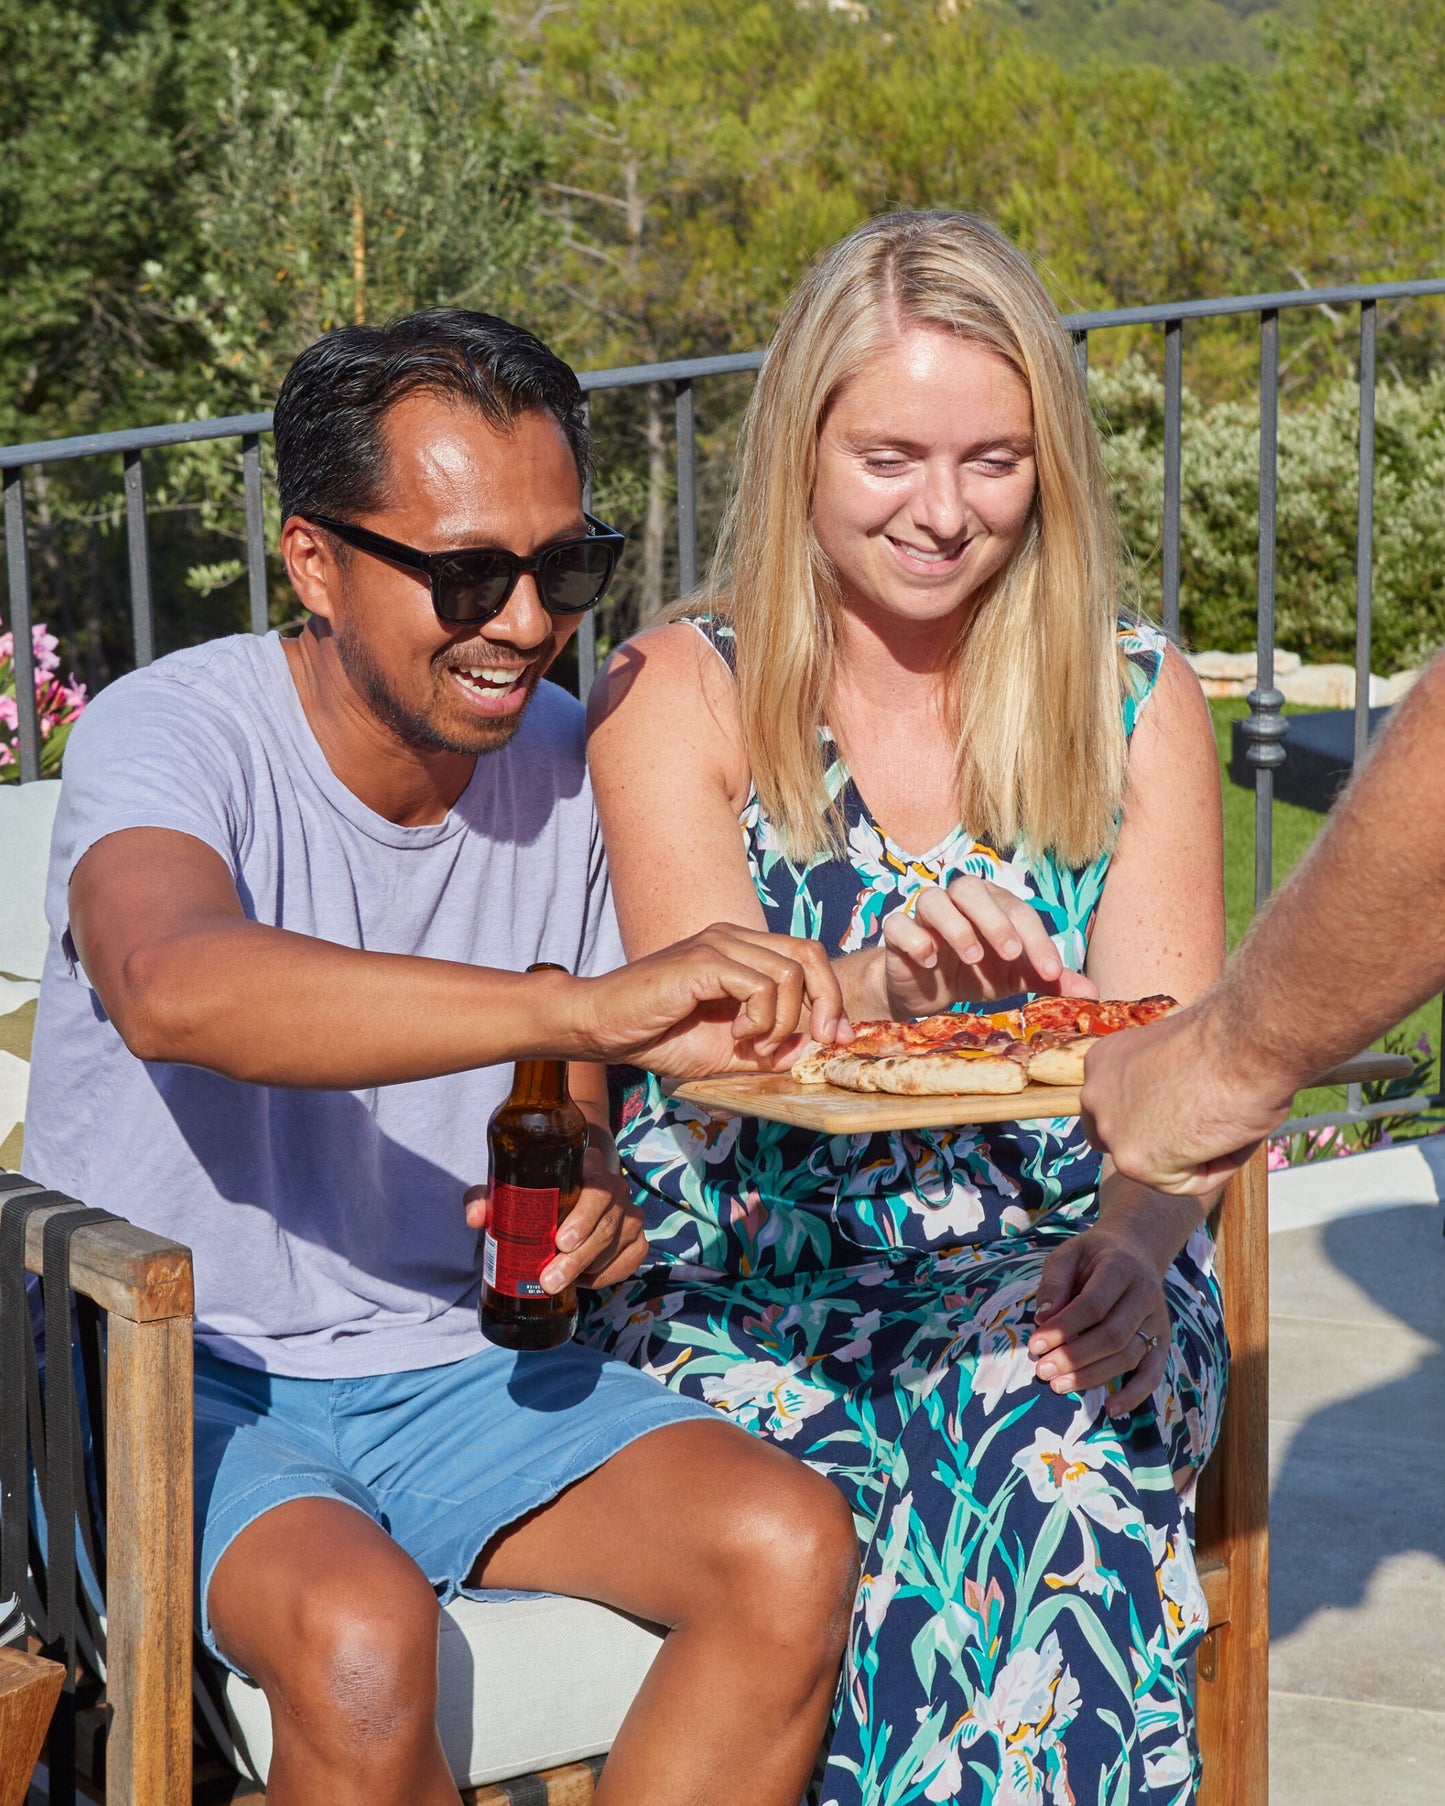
xmin=2 ymin=0 xmax=553 ymax=669
xmin=150 ymin=0 xmax=550 ymax=413
xmin=5 ymin=0 xmax=1445 ymax=669
xmin=994 ymin=0 xmax=1317 ymax=72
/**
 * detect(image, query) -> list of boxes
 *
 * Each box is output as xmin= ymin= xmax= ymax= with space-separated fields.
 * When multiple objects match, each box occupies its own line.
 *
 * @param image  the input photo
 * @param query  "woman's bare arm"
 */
xmin=586 ymin=622 xmax=768 ymax=951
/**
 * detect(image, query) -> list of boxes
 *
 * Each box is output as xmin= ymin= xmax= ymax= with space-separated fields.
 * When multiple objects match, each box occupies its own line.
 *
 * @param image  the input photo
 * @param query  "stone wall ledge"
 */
xmin=1184 ymin=649 xmax=1419 ymax=707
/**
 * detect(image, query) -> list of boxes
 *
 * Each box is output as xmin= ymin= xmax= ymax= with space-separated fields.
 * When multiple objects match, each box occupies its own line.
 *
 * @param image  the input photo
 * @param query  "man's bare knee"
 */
xmin=705 ymin=1462 xmax=860 ymax=1673
xmin=211 ymin=1502 xmax=442 ymax=1763
xmin=281 ymin=1562 xmax=439 ymax=1756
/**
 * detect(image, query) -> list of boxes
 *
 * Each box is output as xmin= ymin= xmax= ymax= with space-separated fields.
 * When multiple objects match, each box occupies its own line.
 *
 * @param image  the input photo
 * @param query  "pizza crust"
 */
xmin=1020 ymin=1034 xmax=1094 ymax=1087
xmin=792 ymin=1039 xmax=834 ymax=1085
xmin=826 ymin=1049 xmax=1027 ymax=1096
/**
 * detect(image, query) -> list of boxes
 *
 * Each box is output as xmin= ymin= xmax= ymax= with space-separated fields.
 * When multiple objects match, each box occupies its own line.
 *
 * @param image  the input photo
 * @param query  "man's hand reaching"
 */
xmin=567 ymin=924 xmax=851 ymax=1080
xmin=1079 ymin=1008 xmax=1294 ymax=1195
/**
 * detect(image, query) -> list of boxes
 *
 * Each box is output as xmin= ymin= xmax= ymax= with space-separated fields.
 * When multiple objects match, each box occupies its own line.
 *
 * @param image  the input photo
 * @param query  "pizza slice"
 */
xmin=795 ymin=1012 xmax=1000 ymax=1085
xmin=1019 ymin=994 xmax=1179 ymax=1039
xmin=824 ymin=1023 xmax=1029 ymax=1096
xmin=794 ymin=996 xmax=1180 ymax=1096
xmin=1015 ymin=994 xmax=1180 ymax=1086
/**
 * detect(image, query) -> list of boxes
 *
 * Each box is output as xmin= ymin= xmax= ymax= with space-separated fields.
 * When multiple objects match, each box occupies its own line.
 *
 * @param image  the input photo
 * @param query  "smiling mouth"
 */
xmin=446 ymin=662 xmax=537 ymax=717
xmin=451 ymin=663 xmax=530 ymax=695
xmin=887 ymin=536 xmax=969 ymax=571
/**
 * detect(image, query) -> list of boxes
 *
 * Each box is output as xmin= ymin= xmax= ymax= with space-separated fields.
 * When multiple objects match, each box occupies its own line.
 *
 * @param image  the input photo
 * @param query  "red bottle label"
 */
xmin=483 ymin=1183 xmax=560 ymax=1299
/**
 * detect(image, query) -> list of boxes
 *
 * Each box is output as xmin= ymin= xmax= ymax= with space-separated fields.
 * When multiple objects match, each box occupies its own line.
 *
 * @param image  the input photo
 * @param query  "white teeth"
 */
xmin=459 ymin=667 xmax=522 ymax=685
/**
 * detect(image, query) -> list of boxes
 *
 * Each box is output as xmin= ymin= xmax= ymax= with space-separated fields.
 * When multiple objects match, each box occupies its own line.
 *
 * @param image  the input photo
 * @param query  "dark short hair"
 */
xmin=273 ymin=309 xmax=591 ymax=524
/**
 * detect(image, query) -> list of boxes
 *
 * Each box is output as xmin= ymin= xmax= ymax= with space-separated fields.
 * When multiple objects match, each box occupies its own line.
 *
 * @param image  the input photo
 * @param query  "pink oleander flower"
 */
xmin=32 ymin=625 xmax=60 ymax=676
xmin=0 ymin=617 xmax=87 ymax=780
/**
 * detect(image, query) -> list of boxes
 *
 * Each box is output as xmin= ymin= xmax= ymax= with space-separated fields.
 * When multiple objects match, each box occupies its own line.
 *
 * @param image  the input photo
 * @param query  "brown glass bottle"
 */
xmin=479 ymin=983 xmax=587 ymax=1351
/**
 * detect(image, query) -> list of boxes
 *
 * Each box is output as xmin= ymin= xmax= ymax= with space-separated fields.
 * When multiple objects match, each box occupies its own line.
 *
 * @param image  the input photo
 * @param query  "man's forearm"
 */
xmin=1096 ymin=1168 xmax=1210 ymax=1274
xmin=1209 ymin=650 xmax=1445 ymax=1092
xmin=119 ymin=919 xmax=589 ymax=1087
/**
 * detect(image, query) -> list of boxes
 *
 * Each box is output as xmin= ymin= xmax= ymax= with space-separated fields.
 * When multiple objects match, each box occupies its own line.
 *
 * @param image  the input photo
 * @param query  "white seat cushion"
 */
xmin=0 ymin=778 xmax=61 ymax=984
xmin=221 ymin=1591 xmax=663 ymax=1787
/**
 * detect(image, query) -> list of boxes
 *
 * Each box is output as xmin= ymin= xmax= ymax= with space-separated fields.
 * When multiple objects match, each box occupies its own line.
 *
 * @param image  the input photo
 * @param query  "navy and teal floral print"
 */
xmin=580 ymin=616 xmax=1228 ymax=1805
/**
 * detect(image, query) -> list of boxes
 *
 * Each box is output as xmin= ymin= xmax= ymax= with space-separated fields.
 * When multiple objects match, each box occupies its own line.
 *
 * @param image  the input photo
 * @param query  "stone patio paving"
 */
xmin=1267 ymin=1139 xmax=1445 ymax=1804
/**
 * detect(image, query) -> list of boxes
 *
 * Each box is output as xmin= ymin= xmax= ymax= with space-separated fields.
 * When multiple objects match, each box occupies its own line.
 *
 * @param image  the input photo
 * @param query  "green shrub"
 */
xmin=1093 ymin=358 xmax=1445 ymax=671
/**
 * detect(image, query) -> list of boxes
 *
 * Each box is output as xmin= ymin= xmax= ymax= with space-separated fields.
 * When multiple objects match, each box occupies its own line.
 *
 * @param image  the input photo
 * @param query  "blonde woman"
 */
xmin=581 ymin=212 xmax=1227 ymax=1804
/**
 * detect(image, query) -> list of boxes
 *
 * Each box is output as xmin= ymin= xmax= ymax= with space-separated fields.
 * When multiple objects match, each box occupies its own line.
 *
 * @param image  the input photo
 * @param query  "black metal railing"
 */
xmin=7 ymin=279 xmax=1445 ymax=1130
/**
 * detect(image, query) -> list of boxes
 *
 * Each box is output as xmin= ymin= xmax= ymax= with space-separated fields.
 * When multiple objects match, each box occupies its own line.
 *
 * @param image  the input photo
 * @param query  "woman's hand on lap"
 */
xmin=1027 ymin=1224 xmax=1171 ymax=1417
xmin=880 ymin=876 xmax=1098 ymax=1015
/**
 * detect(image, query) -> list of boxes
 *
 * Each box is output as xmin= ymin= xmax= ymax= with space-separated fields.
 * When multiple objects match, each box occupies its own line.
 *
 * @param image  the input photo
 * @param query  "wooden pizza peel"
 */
xmin=671 ymin=1049 xmax=1413 ymax=1132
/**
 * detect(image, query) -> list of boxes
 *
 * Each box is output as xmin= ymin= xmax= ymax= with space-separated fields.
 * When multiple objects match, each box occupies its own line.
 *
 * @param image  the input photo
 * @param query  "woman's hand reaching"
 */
xmin=879 ymin=875 xmax=1098 ymax=1016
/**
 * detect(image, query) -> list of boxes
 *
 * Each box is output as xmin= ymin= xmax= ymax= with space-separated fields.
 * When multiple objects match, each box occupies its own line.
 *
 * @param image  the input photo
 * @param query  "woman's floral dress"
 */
xmin=579 ymin=617 xmax=1228 ymax=1806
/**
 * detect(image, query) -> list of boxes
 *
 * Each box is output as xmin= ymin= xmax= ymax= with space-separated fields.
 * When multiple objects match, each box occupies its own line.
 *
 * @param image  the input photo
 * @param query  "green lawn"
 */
xmin=1209 ymin=698 xmax=1440 ymax=1129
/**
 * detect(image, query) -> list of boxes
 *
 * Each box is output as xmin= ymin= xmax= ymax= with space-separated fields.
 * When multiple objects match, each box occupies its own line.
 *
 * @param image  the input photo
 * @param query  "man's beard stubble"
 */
xmin=333 ymin=613 xmax=529 ymax=758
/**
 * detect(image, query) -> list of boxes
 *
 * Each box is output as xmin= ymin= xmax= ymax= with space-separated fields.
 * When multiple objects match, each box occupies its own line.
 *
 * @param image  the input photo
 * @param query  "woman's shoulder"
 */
xmin=590 ymin=615 xmax=735 ymax=710
xmin=673 ymin=611 xmax=739 ymax=675
xmin=1113 ymin=618 xmax=1214 ymax=775
xmin=586 ymin=614 xmax=751 ymax=805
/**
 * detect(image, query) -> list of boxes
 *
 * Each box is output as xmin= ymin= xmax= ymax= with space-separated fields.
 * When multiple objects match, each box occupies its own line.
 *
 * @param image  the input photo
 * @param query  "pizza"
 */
xmin=794 ymin=995 xmax=1178 ymax=1096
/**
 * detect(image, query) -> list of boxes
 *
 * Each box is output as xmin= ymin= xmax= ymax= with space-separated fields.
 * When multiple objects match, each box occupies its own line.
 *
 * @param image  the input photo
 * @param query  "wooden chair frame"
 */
xmin=1195 ymin=1145 xmax=1269 ymax=1806
xmin=9 ymin=1150 xmax=1270 ymax=1805
xmin=10 ymin=1195 xmax=193 ymax=1806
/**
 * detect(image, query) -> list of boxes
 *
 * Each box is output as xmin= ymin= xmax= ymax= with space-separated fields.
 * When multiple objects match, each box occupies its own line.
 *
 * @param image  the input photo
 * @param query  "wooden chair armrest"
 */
xmin=1194 ymin=1143 xmax=1269 ymax=1806
xmin=19 ymin=1203 xmax=191 ymax=1323
xmin=0 ymin=1648 xmax=65 ymax=1806
xmin=10 ymin=1192 xmax=195 ymax=1805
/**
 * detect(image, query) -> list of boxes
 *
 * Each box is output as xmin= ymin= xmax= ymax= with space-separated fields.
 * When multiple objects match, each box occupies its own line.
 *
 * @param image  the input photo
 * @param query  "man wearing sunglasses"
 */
xmin=23 ymin=310 xmax=858 ymax=1806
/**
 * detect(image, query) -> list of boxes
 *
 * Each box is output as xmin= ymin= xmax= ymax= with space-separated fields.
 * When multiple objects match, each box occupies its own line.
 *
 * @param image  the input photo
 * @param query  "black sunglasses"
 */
xmin=309 ymin=511 xmax=626 ymax=626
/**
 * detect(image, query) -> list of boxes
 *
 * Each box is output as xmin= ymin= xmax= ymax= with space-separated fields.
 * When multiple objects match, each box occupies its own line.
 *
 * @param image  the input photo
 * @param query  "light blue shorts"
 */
xmin=193 ymin=1339 xmax=716 ymax=1676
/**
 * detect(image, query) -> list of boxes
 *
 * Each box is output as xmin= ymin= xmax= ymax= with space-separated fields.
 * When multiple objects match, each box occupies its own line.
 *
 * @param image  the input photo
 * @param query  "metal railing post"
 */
xmin=1162 ymin=319 xmax=1183 ymax=641
xmin=1349 ymin=300 xmax=1379 ymax=1114
xmin=576 ymin=397 xmax=596 ymax=698
xmin=1353 ymin=301 xmax=1377 ymax=768
xmin=3 ymin=467 xmax=41 ymax=782
xmin=122 ymin=451 xmax=156 ymax=668
xmin=675 ymin=379 xmax=697 ymax=595
xmin=242 ymin=434 xmax=268 ymax=637
xmin=1072 ymin=329 xmax=1088 ymax=389
xmin=1244 ymin=310 xmax=1285 ymax=908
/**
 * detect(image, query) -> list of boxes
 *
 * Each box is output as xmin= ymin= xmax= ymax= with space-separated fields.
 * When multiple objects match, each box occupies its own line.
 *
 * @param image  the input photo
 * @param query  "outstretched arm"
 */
xmin=1083 ymin=650 xmax=1445 ymax=1191
xmin=69 ymin=827 xmax=847 ymax=1089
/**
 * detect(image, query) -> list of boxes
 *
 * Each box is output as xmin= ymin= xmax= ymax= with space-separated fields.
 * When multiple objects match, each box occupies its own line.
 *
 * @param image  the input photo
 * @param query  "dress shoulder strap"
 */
xmin=678 ymin=613 xmax=738 ymax=677
xmin=1117 ymin=617 xmax=1169 ymax=741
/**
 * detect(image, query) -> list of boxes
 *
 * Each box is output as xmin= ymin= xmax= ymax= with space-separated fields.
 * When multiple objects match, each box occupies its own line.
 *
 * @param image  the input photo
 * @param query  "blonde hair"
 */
xmin=689 ymin=209 xmax=1134 ymax=867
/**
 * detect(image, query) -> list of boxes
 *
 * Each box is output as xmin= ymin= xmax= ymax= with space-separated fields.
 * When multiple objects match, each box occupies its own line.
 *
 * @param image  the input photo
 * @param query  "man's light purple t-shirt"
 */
xmin=24 ymin=633 xmax=624 ymax=1378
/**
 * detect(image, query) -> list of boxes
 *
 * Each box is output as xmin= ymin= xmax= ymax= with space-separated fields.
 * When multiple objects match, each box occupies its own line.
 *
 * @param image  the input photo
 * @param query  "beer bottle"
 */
xmin=479 ymin=967 xmax=588 ymax=1352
